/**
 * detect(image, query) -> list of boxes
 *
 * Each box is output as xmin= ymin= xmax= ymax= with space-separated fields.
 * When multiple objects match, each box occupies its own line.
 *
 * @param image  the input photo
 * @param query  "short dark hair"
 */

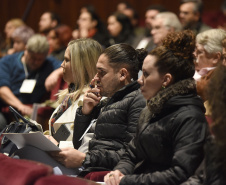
xmin=146 ymin=4 xmax=167 ymax=12
xmin=45 ymin=11 xmax=61 ymax=25
xmin=103 ymin=44 xmax=148 ymax=80
xmin=180 ymin=0 xmax=203 ymax=14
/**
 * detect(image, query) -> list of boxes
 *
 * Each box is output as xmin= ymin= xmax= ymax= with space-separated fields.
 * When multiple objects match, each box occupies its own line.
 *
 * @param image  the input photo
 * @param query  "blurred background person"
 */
xmin=1 ymin=18 xmax=25 ymax=57
xmin=39 ymin=11 xmax=61 ymax=36
xmin=122 ymin=6 xmax=144 ymax=36
xmin=48 ymin=24 xmax=73 ymax=61
xmin=151 ymin=12 xmax=182 ymax=47
xmin=72 ymin=9 xmax=109 ymax=48
xmin=133 ymin=4 xmax=167 ymax=52
xmin=107 ymin=12 xmax=135 ymax=46
xmin=7 ymin=25 xmax=34 ymax=55
xmin=116 ymin=1 xmax=131 ymax=13
xmin=179 ymin=0 xmax=211 ymax=35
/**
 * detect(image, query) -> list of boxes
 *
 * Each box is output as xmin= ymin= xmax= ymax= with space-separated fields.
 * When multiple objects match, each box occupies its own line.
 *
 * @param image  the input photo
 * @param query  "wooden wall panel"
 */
xmin=0 ymin=0 xmax=224 ymax=37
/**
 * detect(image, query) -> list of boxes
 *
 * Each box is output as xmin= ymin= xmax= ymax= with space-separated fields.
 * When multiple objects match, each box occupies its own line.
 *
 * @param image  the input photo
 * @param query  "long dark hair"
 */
xmin=109 ymin=12 xmax=134 ymax=44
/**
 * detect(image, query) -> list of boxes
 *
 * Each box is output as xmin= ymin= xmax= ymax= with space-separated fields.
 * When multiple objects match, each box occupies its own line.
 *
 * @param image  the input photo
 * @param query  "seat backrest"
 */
xmin=0 ymin=154 xmax=52 ymax=185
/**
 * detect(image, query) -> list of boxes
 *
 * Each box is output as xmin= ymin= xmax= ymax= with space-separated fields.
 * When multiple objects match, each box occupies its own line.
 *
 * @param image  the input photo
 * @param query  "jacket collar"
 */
xmin=138 ymin=79 xmax=196 ymax=129
xmin=106 ymin=81 xmax=140 ymax=106
xmin=147 ymin=78 xmax=196 ymax=117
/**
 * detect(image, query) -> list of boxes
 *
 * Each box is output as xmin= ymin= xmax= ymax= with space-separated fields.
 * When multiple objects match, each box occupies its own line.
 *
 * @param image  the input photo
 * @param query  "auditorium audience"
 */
xmin=179 ymin=0 xmax=211 ymax=35
xmin=7 ymin=25 xmax=34 ymax=55
xmin=50 ymin=44 xmax=147 ymax=175
xmin=107 ymin=12 xmax=135 ymax=46
xmin=48 ymin=24 xmax=72 ymax=61
xmin=0 ymin=34 xmax=62 ymax=129
xmin=104 ymin=30 xmax=208 ymax=185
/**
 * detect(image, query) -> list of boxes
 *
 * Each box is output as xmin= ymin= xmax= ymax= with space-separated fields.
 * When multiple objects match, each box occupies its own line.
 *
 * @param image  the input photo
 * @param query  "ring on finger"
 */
xmin=109 ymin=174 xmax=114 ymax=177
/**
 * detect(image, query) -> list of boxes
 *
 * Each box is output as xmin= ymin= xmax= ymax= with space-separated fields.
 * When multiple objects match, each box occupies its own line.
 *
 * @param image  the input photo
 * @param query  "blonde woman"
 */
xmin=48 ymin=38 xmax=102 ymax=148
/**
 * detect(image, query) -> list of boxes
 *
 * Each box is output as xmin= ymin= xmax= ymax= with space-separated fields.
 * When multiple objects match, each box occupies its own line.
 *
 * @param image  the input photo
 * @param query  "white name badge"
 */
xmin=19 ymin=79 xmax=37 ymax=93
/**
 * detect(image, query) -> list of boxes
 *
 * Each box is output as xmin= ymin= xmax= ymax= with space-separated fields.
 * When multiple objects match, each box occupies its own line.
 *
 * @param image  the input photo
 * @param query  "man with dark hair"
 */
xmin=39 ymin=11 xmax=61 ymax=36
xmin=179 ymin=0 xmax=211 ymax=34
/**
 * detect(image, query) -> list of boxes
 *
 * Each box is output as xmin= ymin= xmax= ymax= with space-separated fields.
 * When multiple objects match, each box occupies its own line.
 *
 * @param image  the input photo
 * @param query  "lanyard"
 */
xmin=22 ymin=62 xmax=39 ymax=79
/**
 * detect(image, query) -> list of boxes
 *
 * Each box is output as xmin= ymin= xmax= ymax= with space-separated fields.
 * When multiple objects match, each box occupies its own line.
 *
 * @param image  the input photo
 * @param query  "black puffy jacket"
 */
xmin=114 ymin=79 xmax=208 ymax=185
xmin=73 ymin=81 xmax=146 ymax=170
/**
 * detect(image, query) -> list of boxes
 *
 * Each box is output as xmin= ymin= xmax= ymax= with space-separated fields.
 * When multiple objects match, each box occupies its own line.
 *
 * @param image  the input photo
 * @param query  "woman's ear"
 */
xmin=162 ymin=73 xmax=173 ymax=87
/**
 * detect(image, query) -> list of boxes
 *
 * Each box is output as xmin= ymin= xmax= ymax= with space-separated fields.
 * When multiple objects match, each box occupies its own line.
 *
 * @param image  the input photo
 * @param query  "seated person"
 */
xmin=51 ymin=44 xmax=147 ymax=174
xmin=193 ymin=29 xmax=226 ymax=102
xmin=104 ymin=30 xmax=208 ymax=185
xmin=73 ymin=9 xmax=109 ymax=48
xmin=107 ymin=12 xmax=135 ymax=46
xmin=48 ymin=24 xmax=73 ymax=61
xmin=181 ymin=37 xmax=226 ymax=185
xmin=0 ymin=34 xmax=62 ymax=129
xmin=47 ymin=38 xmax=102 ymax=149
xmin=7 ymin=25 xmax=34 ymax=55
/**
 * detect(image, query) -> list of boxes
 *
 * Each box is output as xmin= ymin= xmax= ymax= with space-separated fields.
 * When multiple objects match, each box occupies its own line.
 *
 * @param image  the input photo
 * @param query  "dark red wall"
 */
xmin=0 ymin=0 xmax=224 ymax=36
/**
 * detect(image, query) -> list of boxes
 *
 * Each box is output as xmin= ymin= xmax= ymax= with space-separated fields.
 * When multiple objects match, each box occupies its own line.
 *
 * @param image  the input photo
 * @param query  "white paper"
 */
xmin=3 ymin=132 xmax=61 ymax=151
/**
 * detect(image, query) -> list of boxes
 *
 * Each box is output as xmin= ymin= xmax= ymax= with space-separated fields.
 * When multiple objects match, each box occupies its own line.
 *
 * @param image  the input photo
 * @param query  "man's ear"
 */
xmin=162 ymin=73 xmax=173 ymax=87
xmin=119 ymin=68 xmax=129 ymax=82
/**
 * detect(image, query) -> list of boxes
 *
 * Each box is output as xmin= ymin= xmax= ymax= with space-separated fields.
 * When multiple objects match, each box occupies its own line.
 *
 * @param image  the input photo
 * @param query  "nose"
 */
xmin=94 ymin=73 xmax=99 ymax=80
xmin=61 ymin=60 xmax=65 ymax=68
xmin=137 ymin=75 xmax=143 ymax=85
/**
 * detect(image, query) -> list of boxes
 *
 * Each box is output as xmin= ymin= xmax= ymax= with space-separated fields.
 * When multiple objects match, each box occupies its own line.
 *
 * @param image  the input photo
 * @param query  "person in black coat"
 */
xmin=104 ymin=30 xmax=208 ymax=185
xmin=51 ymin=44 xmax=147 ymax=174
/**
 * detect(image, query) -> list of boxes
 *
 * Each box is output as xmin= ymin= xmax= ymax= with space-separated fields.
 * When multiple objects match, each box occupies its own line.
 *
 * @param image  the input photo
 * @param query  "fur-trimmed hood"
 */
xmin=139 ymin=79 xmax=205 ymax=127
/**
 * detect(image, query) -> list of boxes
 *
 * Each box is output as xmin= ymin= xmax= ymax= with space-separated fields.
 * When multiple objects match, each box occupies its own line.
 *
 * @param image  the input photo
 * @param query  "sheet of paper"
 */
xmin=3 ymin=132 xmax=61 ymax=151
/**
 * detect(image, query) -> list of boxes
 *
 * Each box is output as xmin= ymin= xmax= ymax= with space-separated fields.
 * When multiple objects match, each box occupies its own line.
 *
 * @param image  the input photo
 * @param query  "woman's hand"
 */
xmin=104 ymin=170 xmax=125 ymax=185
xmin=50 ymin=147 xmax=86 ymax=168
xmin=82 ymin=79 xmax=101 ymax=115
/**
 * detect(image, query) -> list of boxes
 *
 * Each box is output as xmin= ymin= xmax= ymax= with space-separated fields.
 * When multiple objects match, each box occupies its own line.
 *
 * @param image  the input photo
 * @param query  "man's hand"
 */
xmin=82 ymin=79 xmax=102 ymax=115
xmin=17 ymin=104 xmax=33 ymax=116
xmin=50 ymin=148 xmax=86 ymax=168
xmin=104 ymin=170 xmax=125 ymax=185
xmin=45 ymin=68 xmax=63 ymax=92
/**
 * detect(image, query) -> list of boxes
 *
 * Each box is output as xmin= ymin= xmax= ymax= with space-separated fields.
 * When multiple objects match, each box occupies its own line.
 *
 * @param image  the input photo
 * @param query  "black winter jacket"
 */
xmin=73 ymin=81 xmax=146 ymax=171
xmin=114 ymin=79 xmax=208 ymax=185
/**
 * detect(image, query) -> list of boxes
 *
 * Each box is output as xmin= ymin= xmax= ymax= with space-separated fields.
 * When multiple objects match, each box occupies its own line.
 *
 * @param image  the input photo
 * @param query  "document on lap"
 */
xmin=3 ymin=132 xmax=61 ymax=151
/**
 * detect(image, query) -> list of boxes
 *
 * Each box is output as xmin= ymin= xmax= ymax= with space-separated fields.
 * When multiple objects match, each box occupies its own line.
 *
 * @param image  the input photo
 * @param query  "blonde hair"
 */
xmin=58 ymin=38 xmax=102 ymax=103
xmin=196 ymin=29 xmax=226 ymax=54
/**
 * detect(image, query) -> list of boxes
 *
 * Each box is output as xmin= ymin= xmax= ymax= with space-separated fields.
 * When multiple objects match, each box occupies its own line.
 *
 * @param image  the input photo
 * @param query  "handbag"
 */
xmin=0 ymin=106 xmax=42 ymax=156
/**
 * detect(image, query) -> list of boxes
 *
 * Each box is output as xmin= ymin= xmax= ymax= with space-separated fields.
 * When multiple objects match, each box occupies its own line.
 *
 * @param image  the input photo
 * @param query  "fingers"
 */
xmin=105 ymin=172 xmax=120 ymax=185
